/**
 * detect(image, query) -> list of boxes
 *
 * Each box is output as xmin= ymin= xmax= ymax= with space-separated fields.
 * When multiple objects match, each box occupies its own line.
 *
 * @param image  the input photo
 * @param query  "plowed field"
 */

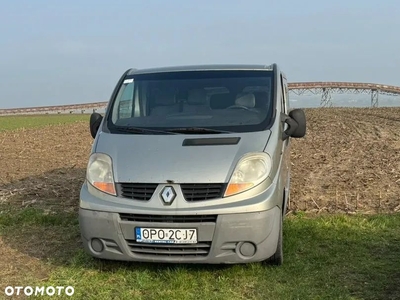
xmin=1 ymin=107 xmax=400 ymax=214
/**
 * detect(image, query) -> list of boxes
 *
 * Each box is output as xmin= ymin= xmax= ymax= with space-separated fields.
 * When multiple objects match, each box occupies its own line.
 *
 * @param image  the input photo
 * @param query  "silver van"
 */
xmin=79 ymin=64 xmax=306 ymax=265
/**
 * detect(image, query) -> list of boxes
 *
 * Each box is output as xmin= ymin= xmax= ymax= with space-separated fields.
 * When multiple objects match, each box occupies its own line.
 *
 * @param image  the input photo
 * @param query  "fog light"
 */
xmin=239 ymin=242 xmax=256 ymax=257
xmin=91 ymin=238 xmax=104 ymax=253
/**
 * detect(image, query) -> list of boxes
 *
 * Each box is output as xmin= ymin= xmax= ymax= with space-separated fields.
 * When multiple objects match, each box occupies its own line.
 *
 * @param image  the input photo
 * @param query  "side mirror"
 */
xmin=282 ymin=109 xmax=306 ymax=140
xmin=90 ymin=113 xmax=103 ymax=139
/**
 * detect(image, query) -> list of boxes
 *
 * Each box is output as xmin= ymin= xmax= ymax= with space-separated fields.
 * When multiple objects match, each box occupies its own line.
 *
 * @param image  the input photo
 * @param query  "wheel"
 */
xmin=263 ymin=213 xmax=283 ymax=266
xmin=283 ymin=190 xmax=291 ymax=217
xmin=286 ymin=192 xmax=291 ymax=215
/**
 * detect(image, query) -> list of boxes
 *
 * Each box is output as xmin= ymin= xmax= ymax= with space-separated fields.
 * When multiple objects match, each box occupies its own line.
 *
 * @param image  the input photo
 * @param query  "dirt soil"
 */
xmin=1 ymin=107 xmax=400 ymax=214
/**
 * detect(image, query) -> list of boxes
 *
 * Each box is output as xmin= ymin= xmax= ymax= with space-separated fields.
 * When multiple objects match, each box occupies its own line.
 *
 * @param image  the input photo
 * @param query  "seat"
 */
xmin=234 ymin=93 xmax=256 ymax=108
xmin=253 ymin=91 xmax=271 ymax=110
xmin=182 ymin=88 xmax=211 ymax=114
xmin=150 ymin=89 xmax=179 ymax=116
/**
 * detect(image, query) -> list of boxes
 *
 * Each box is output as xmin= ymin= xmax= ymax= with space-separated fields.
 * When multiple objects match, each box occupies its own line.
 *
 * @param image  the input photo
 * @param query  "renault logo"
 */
xmin=160 ymin=186 xmax=176 ymax=205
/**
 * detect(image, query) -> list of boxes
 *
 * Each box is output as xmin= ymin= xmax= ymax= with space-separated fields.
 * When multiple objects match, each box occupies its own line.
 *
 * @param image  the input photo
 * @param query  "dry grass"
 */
xmin=0 ymin=236 xmax=49 ymax=290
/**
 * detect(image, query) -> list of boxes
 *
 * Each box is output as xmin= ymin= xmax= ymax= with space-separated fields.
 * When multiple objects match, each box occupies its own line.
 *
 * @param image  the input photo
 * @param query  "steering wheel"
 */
xmin=226 ymin=105 xmax=252 ymax=111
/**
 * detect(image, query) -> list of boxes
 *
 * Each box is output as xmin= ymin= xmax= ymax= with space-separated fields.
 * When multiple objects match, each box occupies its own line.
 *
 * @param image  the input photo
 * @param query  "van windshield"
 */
xmin=106 ymin=70 xmax=274 ymax=134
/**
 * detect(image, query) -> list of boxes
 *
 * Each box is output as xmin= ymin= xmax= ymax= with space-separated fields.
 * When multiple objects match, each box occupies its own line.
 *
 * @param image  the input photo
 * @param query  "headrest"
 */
xmin=154 ymin=89 xmax=176 ymax=105
xmin=235 ymin=93 xmax=255 ymax=108
xmin=187 ymin=89 xmax=207 ymax=105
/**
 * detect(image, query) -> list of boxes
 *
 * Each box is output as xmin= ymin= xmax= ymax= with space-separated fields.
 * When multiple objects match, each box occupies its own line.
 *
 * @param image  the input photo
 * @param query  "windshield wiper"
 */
xmin=165 ymin=127 xmax=232 ymax=134
xmin=114 ymin=126 xmax=180 ymax=135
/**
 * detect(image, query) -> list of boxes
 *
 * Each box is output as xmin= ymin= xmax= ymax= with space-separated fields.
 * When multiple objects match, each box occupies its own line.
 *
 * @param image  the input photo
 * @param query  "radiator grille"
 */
xmin=118 ymin=183 xmax=158 ymax=200
xmin=119 ymin=214 xmax=217 ymax=223
xmin=181 ymin=183 xmax=225 ymax=201
xmin=126 ymin=240 xmax=211 ymax=257
xmin=117 ymin=182 xmax=226 ymax=201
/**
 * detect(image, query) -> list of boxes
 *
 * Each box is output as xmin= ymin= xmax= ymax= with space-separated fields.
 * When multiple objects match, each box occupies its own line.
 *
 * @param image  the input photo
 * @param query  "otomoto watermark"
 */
xmin=4 ymin=286 xmax=74 ymax=297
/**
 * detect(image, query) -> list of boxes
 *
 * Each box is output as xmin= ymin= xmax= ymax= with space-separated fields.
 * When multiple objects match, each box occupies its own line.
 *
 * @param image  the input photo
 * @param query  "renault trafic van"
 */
xmin=79 ymin=64 xmax=306 ymax=265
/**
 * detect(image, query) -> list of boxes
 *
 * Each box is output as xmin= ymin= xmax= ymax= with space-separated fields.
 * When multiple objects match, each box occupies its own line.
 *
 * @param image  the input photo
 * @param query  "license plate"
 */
xmin=135 ymin=227 xmax=197 ymax=244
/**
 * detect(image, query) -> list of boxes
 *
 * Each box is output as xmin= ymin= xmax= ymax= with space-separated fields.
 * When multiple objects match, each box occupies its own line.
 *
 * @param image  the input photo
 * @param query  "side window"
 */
xmin=285 ymin=84 xmax=290 ymax=111
xmin=280 ymin=75 xmax=288 ymax=114
xmin=118 ymin=82 xmax=134 ymax=119
xmin=280 ymin=74 xmax=290 ymax=143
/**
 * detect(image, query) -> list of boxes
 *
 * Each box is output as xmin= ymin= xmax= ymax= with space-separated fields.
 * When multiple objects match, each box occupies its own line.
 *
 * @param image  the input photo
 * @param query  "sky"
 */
xmin=1 ymin=0 xmax=399 ymax=109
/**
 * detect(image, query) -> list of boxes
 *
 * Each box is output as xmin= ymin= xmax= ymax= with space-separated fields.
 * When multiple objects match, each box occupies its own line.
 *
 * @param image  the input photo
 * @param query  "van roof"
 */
xmin=127 ymin=64 xmax=275 ymax=75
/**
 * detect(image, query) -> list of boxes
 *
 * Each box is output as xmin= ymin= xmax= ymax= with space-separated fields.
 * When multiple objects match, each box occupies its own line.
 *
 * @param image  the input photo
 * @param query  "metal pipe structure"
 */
xmin=0 ymin=102 xmax=108 ymax=116
xmin=288 ymin=82 xmax=400 ymax=108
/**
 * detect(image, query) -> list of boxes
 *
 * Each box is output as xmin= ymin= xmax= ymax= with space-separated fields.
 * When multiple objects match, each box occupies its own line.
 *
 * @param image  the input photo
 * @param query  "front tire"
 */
xmin=264 ymin=213 xmax=283 ymax=266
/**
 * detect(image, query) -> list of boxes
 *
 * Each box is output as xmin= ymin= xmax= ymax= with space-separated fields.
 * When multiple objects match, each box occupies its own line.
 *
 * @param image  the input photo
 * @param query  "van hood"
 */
xmin=95 ymin=131 xmax=271 ymax=184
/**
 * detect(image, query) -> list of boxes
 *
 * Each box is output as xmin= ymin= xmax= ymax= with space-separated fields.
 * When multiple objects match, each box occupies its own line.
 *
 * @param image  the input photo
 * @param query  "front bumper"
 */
xmin=79 ymin=207 xmax=281 ymax=264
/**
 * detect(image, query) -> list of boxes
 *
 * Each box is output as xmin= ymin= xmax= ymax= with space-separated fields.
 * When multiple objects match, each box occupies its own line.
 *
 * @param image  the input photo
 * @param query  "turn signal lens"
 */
xmin=225 ymin=183 xmax=254 ymax=197
xmin=93 ymin=182 xmax=116 ymax=195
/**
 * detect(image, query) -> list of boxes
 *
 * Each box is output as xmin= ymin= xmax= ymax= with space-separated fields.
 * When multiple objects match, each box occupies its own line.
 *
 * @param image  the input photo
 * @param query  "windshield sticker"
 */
xmin=123 ymin=79 xmax=133 ymax=84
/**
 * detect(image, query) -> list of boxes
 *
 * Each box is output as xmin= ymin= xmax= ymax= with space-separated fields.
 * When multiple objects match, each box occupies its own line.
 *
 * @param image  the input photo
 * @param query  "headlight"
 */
xmin=224 ymin=153 xmax=272 ymax=197
xmin=86 ymin=153 xmax=116 ymax=196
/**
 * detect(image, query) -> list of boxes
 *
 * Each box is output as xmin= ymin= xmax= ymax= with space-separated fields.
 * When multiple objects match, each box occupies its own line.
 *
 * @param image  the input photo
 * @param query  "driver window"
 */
xmin=117 ymin=82 xmax=134 ymax=119
xmin=281 ymin=75 xmax=288 ymax=114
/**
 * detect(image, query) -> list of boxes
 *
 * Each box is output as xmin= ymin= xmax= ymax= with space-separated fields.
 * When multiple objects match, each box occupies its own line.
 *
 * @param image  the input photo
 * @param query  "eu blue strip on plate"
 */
xmin=135 ymin=227 xmax=141 ymax=240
